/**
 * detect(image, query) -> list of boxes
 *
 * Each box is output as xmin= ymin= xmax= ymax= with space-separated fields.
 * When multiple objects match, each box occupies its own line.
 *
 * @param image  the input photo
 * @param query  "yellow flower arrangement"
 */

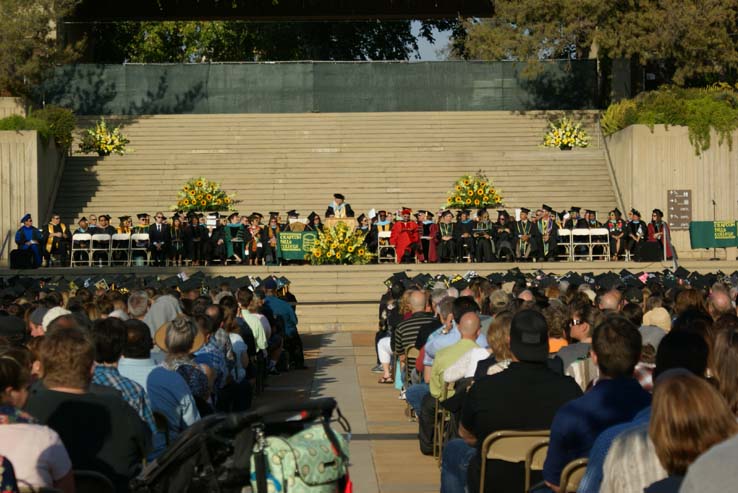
xmin=173 ymin=176 xmax=238 ymax=213
xmin=445 ymin=170 xmax=504 ymax=209
xmin=542 ymin=116 xmax=590 ymax=149
xmin=307 ymin=222 xmax=374 ymax=265
xmin=79 ymin=118 xmax=130 ymax=156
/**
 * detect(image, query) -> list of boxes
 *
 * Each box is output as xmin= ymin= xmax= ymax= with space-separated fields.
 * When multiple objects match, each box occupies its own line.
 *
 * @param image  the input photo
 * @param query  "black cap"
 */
xmin=227 ymin=212 xmax=239 ymax=221
xmin=99 ymin=214 xmax=111 ymax=221
xmin=477 ymin=208 xmax=488 ymax=217
xmin=542 ymin=204 xmax=553 ymax=213
xmin=586 ymin=209 xmax=596 ymax=215
xmin=520 ymin=208 xmax=530 ymax=214
xmin=630 ymin=208 xmax=641 ymax=218
xmin=441 ymin=210 xmax=453 ymax=218
xmin=287 ymin=210 xmax=298 ymax=217
xmin=251 ymin=212 xmax=263 ymax=219
xmin=653 ymin=209 xmax=664 ymax=217
xmin=118 ymin=215 xmax=131 ymax=222
xmin=0 ymin=315 xmax=28 ymax=345
xmin=611 ymin=208 xmax=622 ymax=217
xmin=334 ymin=193 xmax=345 ymax=200
xmin=269 ymin=212 xmax=279 ymax=218
xmin=570 ymin=206 xmax=581 ymax=213
xmin=510 ymin=310 xmax=549 ymax=362
xmin=357 ymin=214 xmax=366 ymax=223
xmin=624 ymin=286 xmax=643 ymax=304
xmin=78 ymin=217 xmax=88 ymax=224
xmin=426 ymin=211 xmax=434 ymax=219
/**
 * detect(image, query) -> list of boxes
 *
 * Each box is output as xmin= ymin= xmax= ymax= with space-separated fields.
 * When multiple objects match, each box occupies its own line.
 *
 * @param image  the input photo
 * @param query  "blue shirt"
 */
xmin=578 ymin=406 xmax=652 ymax=493
xmin=543 ymin=377 xmax=651 ymax=486
xmin=118 ymin=357 xmax=201 ymax=458
xmin=264 ymin=295 xmax=298 ymax=337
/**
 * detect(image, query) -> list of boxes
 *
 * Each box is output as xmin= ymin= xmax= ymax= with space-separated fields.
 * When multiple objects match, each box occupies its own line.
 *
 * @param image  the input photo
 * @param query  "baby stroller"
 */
xmin=131 ymin=397 xmax=351 ymax=493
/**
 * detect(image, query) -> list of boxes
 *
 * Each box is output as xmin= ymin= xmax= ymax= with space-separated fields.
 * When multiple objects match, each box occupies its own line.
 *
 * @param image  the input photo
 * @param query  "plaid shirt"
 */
xmin=93 ymin=364 xmax=157 ymax=432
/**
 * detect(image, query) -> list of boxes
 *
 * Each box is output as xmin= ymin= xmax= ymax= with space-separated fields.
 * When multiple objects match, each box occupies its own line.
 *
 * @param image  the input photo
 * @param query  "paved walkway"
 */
xmin=258 ymin=331 xmax=439 ymax=493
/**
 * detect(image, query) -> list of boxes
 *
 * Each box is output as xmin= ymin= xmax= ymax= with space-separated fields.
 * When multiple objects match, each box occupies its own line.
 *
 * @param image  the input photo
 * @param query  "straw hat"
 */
xmin=154 ymin=316 xmax=206 ymax=354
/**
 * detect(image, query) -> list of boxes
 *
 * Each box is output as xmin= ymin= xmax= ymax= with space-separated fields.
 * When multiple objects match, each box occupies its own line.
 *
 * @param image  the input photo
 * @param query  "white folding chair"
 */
xmin=589 ymin=228 xmax=611 ymax=261
xmin=90 ymin=233 xmax=112 ymax=267
xmin=377 ymin=230 xmax=396 ymax=263
xmin=557 ymin=228 xmax=573 ymax=261
xmin=571 ymin=228 xmax=591 ymax=260
xmin=70 ymin=233 xmax=92 ymax=267
xmin=130 ymin=233 xmax=150 ymax=266
xmin=110 ymin=233 xmax=131 ymax=266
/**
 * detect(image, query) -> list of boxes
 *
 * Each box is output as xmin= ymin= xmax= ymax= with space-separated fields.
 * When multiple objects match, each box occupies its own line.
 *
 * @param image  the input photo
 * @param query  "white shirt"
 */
xmin=0 ymin=423 xmax=72 ymax=487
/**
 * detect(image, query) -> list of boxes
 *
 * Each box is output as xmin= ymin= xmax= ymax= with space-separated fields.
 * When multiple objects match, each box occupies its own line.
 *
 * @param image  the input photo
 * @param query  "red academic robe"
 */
xmin=416 ymin=222 xmax=439 ymax=263
xmin=647 ymin=221 xmax=674 ymax=259
xmin=390 ymin=220 xmax=420 ymax=263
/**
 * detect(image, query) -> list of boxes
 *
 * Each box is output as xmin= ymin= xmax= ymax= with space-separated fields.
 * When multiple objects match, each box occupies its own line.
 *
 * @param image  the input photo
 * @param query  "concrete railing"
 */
xmin=0 ymin=131 xmax=64 ymax=262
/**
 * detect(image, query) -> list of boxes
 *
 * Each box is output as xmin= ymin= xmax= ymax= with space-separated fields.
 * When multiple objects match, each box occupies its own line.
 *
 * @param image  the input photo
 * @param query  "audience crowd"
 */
xmin=13 ymin=194 xmax=672 ymax=267
xmin=0 ymin=273 xmax=303 ymax=492
xmin=375 ymin=268 xmax=738 ymax=493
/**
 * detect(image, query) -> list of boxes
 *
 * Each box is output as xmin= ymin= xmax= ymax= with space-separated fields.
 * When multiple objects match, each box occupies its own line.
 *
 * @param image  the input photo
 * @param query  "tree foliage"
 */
xmin=88 ymin=20 xmax=457 ymax=63
xmin=457 ymin=0 xmax=738 ymax=85
xmin=0 ymin=0 xmax=83 ymax=98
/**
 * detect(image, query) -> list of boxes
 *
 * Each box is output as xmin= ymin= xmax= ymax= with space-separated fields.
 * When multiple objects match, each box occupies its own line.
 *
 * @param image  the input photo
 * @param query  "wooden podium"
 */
xmin=324 ymin=217 xmax=358 ymax=231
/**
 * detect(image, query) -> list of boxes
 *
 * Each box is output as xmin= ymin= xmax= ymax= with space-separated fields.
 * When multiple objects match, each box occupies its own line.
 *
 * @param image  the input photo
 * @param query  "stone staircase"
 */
xmin=54 ymin=111 xmax=616 ymax=223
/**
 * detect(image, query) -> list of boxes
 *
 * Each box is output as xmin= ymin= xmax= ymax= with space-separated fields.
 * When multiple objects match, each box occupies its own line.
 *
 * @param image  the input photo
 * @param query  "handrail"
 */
xmin=0 ymin=229 xmax=11 ymax=262
xmin=598 ymin=116 xmax=626 ymax=214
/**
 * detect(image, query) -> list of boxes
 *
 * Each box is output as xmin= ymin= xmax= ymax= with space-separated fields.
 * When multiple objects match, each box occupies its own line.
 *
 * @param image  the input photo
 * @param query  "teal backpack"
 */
xmin=250 ymin=423 xmax=350 ymax=493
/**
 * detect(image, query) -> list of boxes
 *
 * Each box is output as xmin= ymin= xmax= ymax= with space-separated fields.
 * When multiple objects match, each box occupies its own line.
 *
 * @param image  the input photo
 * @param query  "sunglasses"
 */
xmin=156 ymin=216 xmax=164 ymax=219
xmin=569 ymin=319 xmax=585 ymax=326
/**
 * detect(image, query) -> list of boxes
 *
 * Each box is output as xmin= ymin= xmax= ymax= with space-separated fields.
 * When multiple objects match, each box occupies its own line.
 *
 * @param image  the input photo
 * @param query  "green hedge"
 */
xmin=601 ymin=84 xmax=738 ymax=155
xmin=0 ymin=106 xmax=76 ymax=152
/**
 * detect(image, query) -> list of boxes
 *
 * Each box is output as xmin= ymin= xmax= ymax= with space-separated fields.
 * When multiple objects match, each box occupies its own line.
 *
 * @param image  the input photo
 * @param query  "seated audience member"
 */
xmin=581 ymin=330 xmax=709 ymax=493
xmin=646 ymin=371 xmax=738 ymax=492
xmin=143 ymin=294 xmax=182 ymax=336
xmin=553 ymin=301 xmax=601 ymax=370
xmin=157 ymin=316 xmax=211 ymax=408
xmin=681 ymin=431 xmax=738 ymax=493
xmin=0 ymin=456 xmax=18 ymax=492
xmin=127 ymin=290 xmax=150 ymax=321
xmin=118 ymin=320 xmax=200 ymax=458
xmin=441 ymin=310 xmax=583 ymax=493
xmin=193 ymin=314 xmax=228 ymax=395
xmin=443 ymin=311 xmax=513 ymax=382
xmin=543 ymin=304 xmax=569 ymax=354
xmin=24 ymin=327 xmax=151 ymax=492
xmin=0 ymin=353 xmax=75 ymax=492
xmin=389 ymin=290 xmax=437 ymax=383
xmin=90 ymin=317 xmax=157 ymax=434
xmin=542 ymin=315 xmax=651 ymax=491
xmin=711 ymin=319 xmax=738 ymax=416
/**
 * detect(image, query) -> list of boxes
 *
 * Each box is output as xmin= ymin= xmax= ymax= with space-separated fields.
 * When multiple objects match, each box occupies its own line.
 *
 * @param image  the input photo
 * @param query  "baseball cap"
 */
xmin=509 ymin=309 xmax=549 ymax=362
xmin=29 ymin=306 xmax=49 ymax=326
xmin=42 ymin=307 xmax=72 ymax=331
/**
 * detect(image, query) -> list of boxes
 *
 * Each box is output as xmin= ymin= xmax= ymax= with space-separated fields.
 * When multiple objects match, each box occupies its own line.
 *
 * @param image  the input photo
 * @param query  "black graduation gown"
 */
xmin=626 ymin=221 xmax=647 ymax=259
xmin=436 ymin=222 xmax=456 ymax=262
xmin=325 ymin=203 xmax=355 ymax=218
xmin=534 ymin=218 xmax=559 ymax=260
xmin=454 ymin=220 xmax=475 ymax=260
xmin=41 ymin=223 xmax=71 ymax=263
xmin=514 ymin=220 xmax=538 ymax=260
xmin=493 ymin=221 xmax=515 ymax=261
xmin=474 ymin=220 xmax=496 ymax=262
xmin=210 ymin=225 xmax=227 ymax=262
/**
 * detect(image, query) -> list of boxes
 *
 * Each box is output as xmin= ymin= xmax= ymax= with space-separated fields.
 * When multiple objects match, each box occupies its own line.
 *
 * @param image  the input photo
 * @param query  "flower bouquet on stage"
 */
xmin=307 ymin=221 xmax=373 ymax=265
xmin=173 ymin=177 xmax=238 ymax=213
xmin=445 ymin=170 xmax=504 ymax=209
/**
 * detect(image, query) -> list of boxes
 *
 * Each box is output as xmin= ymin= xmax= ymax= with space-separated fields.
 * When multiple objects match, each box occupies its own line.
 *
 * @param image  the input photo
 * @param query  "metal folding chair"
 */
xmin=560 ymin=458 xmax=588 ymax=493
xmin=377 ymin=230 xmax=396 ymax=263
xmin=589 ymin=228 xmax=611 ymax=261
xmin=110 ymin=233 xmax=131 ymax=266
xmin=479 ymin=430 xmax=551 ymax=493
xmin=90 ymin=233 xmax=112 ymax=267
xmin=571 ymin=228 xmax=591 ymax=260
xmin=557 ymin=228 xmax=573 ymax=261
xmin=70 ymin=233 xmax=92 ymax=267
xmin=130 ymin=233 xmax=150 ymax=266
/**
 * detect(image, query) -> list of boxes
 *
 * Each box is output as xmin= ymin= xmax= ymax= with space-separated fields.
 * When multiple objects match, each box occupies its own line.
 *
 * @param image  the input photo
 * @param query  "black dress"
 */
xmin=436 ymin=222 xmax=456 ymax=262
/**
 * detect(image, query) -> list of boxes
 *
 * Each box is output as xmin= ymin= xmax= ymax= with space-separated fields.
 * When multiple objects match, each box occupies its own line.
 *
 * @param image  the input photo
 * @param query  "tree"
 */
xmin=0 ymin=0 xmax=83 ymax=98
xmin=87 ymin=20 xmax=457 ymax=63
xmin=456 ymin=0 xmax=738 ymax=85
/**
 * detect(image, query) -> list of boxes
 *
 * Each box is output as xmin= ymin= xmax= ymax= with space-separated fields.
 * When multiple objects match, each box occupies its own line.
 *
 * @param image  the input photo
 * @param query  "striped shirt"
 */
xmin=93 ymin=365 xmax=156 ymax=433
xmin=392 ymin=312 xmax=438 ymax=367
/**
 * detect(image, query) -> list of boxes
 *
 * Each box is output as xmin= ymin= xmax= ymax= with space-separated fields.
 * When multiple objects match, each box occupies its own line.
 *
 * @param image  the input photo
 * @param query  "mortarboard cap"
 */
xmin=357 ymin=214 xmax=366 ymax=223
xmin=307 ymin=212 xmax=319 ymax=222
xmin=569 ymin=206 xmax=581 ymax=213
xmin=520 ymin=208 xmax=530 ymax=214
xmin=542 ymin=204 xmax=553 ymax=213
xmin=287 ymin=210 xmax=298 ymax=217
xmin=20 ymin=213 xmax=31 ymax=223
xmin=586 ymin=209 xmax=596 ymax=215
xmin=674 ymin=266 xmax=690 ymax=280
xmin=334 ymin=193 xmax=345 ymax=200
xmin=78 ymin=217 xmax=88 ymax=224
xmin=118 ymin=216 xmax=131 ymax=222
xmin=269 ymin=212 xmax=279 ymax=218
xmin=426 ymin=211 xmax=434 ymax=219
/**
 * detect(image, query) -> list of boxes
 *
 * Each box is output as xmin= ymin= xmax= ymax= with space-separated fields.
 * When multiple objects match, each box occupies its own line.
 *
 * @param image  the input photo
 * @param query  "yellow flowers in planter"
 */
xmin=174 ymin=177 xmax=237 ymax=212
xmin=445 ymin=171 xmax=503 ymax=208
xmin=307 ymin=222 xmax=374 ymax=265
xmin=542 ymin=116 xmax=590 ymax=150
xmin=79 ymin=118 xmax=130 ymax=156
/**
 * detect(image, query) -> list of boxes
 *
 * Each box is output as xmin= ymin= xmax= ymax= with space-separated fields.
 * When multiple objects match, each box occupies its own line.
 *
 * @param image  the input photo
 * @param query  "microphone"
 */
xmin=712 ymin=199 xmax=717 ymax=206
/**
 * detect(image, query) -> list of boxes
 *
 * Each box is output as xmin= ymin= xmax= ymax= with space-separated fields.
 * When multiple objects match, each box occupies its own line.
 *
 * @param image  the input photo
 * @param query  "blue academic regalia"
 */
xmin=15 ymin=225 xmax=43 ymax=267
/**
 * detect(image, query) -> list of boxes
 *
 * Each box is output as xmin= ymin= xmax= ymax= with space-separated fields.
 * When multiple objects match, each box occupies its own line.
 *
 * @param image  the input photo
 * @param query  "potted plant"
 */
xmin=542 ymin=117 xmax=590 ymax=150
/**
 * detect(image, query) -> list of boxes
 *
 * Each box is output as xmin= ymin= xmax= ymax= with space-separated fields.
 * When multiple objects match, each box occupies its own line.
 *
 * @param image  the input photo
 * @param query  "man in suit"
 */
xmin=148 ymin=212 xmax=171 ymax=267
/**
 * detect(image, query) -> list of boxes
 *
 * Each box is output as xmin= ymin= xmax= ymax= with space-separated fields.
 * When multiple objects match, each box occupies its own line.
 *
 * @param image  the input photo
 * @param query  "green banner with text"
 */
xmin=689 ymin=221 xmax=738 ymax=249
xmin=277 ymin=231 xmax=318 ymax=261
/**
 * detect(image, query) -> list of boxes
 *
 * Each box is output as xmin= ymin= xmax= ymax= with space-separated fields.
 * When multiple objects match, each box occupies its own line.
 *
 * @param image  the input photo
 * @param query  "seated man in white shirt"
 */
xmin=118 ymin=319 xmax=200 ymax=458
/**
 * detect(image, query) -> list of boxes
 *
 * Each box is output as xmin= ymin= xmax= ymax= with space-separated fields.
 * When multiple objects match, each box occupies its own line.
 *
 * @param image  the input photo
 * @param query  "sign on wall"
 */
xmin=667 ymin=190 xmax=692 ymax=230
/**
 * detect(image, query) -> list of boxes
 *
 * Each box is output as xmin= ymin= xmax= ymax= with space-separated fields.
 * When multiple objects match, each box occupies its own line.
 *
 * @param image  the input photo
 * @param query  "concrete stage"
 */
xmin=2 ymin=260 xmax=737 ymax=333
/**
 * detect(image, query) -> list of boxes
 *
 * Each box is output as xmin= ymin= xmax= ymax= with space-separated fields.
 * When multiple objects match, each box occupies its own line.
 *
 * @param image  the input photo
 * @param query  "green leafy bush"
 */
xmin=0 ymin=106 xmax=75 ymax=152
xmin=32 ymin=105 xmax=76 ymax=152
xmin=601 ymin=85 xmax=738 ymax=154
